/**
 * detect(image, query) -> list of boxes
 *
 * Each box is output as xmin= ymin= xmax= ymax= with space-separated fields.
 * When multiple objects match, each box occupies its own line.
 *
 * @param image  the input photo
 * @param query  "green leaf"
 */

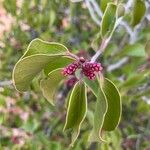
xmin=89 ymin=76 xmax=108 ymax=142
xmin=12 ymin=38 xmax=71 ymax=91
xmin=64 ymin=82 xmax=87 ymax=146
xmin=40 ymin=69 xmax=65 ymax=105
xmin=121 ymin=43 xmax=145 ymax=57
xmin=100 ymin=0 xmax=113 ymax=13
xmin=44 ymin=56 xmax=74 ymax=76
xmin=82 ymin=76 xmax=99 ymax=97
xmin=132 ymin=0 xmax=146 ymax=27
xmin=101 ymin=3 xmax=117 ymax=38
xmin=102 ymin=78 xmax=121 ymax=131
xmin=92 ymin=3 xmax=124 ymax=51
xmin=13 ymin=55 xmax=61 ymax=92
xmin=116 ymin=3 xmax=125 ymax=18
xmin=22 ymin=38 xmax=69 ymax=58
xmin=86 ymin=77 xmax=121 ymax=141
xmin=75 ymin=69 xmax=98 ymax=97
xmin=91 ymin=32 xmax=102 ymax=51
xmin=3 ymin=0 xmax=17 ymax=16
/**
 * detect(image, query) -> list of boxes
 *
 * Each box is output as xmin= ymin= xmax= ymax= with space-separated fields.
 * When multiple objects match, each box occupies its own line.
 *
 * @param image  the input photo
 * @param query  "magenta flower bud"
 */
xmin=82 ymin=62 xmax=103 ymax=80
xmin=91 ymin=63 xmax=103 ymax=72
xmin=62 ymin=59 xmax=103 ymax=80
xmin=62 ymin=62 xmax=79 ymax=76
xmin=79 ymin=57 xmax=86 ymax=63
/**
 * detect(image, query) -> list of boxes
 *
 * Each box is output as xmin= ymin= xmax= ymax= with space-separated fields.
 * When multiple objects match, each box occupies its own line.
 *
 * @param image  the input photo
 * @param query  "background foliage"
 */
xmin=0 ymin=0 xmax=150 ymax=149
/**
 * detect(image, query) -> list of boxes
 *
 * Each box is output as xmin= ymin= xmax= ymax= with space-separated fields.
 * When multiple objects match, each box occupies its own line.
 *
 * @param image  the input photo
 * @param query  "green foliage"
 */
xmin=12 ymin=39 xmax=72 ymax=91
xmin=12 ymin=38 xmax=122 ymax=145
xmin=44 ymin=57 xmax=74 ymax=76
xmin=101 ymin=78 xmax=121 ymax=131
xmin=132 ymin=0 xmax=146 ymax=27
xmin=64 ymin=82 xmax=87 ymax=146
xmin=101 ymin=3 xmax=117 ymax=38
xmin=100 ymin=0 xmax=113 ymax=12
xmin=121 ymin=43 xmax=146 ymax=57
xmin=93 ymin=3 xmax=124 ymax=50
xmin=1 ymin=0 xmax=150 ymax=149
xmin=3 ymin=0 xmax=16 ymax=16
xmin=87 ymin=77 xmax=121 ymax=142
xmin=89 ymin=77 xmax=108 ymax=142
xmin=40 ymin=69 xmax=65 ymax=105
xmin=22 ymin=39 xmax=69 ymax=57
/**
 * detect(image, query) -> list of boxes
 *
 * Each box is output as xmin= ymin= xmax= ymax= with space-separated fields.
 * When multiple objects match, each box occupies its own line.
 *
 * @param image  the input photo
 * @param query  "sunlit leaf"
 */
xmin=13 ymin=55 xmax=60 ymax=91
xmin=22 ymin=38 xmax=69 ymax=58
xmin=12 ymin=38 xmax=70 ymax=91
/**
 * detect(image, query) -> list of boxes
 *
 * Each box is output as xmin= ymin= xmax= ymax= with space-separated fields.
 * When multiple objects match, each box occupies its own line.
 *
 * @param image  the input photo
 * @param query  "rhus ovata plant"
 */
xmin=12 ymin=2 xmax=123 ymax=146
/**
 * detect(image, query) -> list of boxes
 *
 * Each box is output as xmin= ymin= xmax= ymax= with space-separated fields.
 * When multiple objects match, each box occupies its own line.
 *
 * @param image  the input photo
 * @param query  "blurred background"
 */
xmin=0 ymin=0 xmax=150 ymax=149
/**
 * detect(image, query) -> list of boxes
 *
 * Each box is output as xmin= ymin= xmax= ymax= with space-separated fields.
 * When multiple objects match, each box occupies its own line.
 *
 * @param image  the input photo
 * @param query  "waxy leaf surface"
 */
xmin=13 ymin=38 xmax=70 ymax=91
xmin=84 ymin=77 xmax=121 ymax=141
xmin=64 ymin=82 xmax=87 ymax=146
xmin=89 ymin=77 xmax=107 ymax=142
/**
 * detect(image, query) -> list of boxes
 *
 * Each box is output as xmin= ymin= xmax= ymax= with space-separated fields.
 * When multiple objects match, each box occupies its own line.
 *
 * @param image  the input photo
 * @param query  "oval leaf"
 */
xmin=83 ymin=77 xmax=121 ymax=131
xmin=22 ymin=38 xmax=69 ymax=58
xmin=13 ymin=39 xmax=72 ymax=91
xmin=89 ymin=76 xmax=108 ymax=142
xmin=64 ymin=82 xmax=87 ymax=146
xmin=40 ymin=69 xmax=65 ymax=105
xmin=13 ymin=55 xmax=63 ymax=92
xmin=102 ymin=78 xmax=121 ymax=131
xmin=132 ymin=0 xmax=146 ymax=27
xmin=101 ymin=3 xmax=117 ymax=38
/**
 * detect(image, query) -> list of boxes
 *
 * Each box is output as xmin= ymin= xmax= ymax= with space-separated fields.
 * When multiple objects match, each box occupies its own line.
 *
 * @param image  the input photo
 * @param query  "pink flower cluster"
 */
xmin=62 ymin=58 xmax=103 ymax=80
xmin=62 ymin=62 xmax=79 ymax=76
xmin=82 ymin=62 xmax=103 ymax=80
